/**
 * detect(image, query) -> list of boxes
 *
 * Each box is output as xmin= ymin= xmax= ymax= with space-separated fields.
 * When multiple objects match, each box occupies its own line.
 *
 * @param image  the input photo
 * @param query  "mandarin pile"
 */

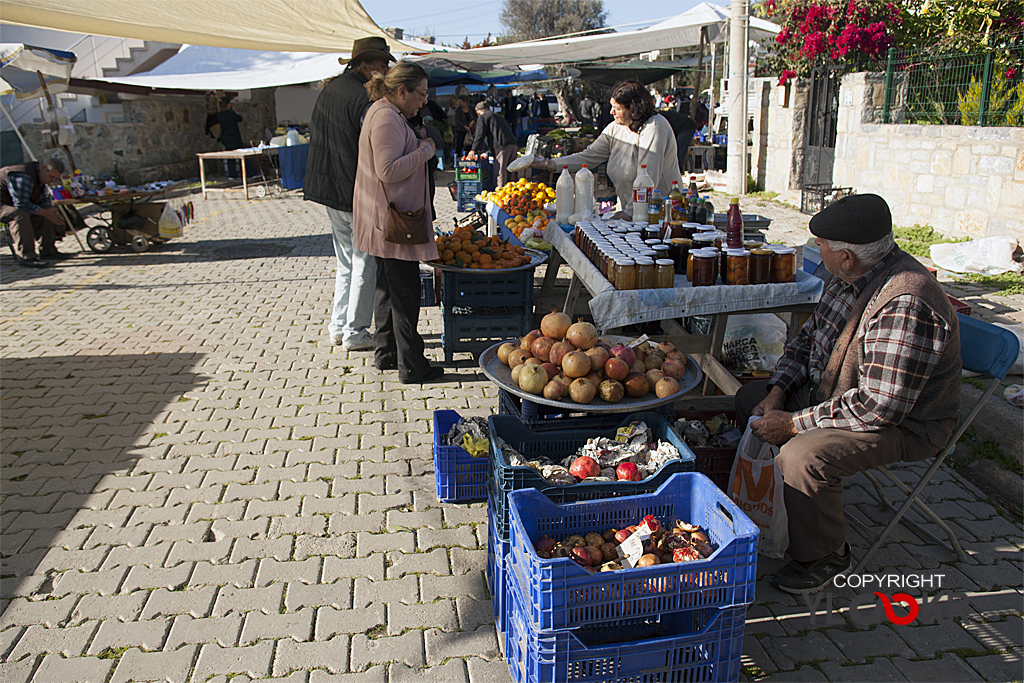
xmin=433 ymin=229 xmax=530 ymax=269
xmin=480 ymin=179 xmax=555 ymax=218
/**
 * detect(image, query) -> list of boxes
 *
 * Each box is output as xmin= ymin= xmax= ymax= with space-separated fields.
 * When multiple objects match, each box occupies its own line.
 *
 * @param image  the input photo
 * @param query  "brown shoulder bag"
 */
xmin=379 ymin=179 xmax=429 ymax=246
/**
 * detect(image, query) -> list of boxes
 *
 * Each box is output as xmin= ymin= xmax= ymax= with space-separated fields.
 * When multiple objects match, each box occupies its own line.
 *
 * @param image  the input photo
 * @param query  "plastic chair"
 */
xmin=849 ymin=313 xmax=1020 ymax=573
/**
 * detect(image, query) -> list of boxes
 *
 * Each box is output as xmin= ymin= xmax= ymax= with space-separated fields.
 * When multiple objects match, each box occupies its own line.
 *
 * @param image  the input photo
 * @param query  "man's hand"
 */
xmin=38 ymin=207 xmax=65 ymax=226
xmin=751 ymin=385 xmax=786 ymax=417
xmin=750 ymin=410 xmax=797 ymax=446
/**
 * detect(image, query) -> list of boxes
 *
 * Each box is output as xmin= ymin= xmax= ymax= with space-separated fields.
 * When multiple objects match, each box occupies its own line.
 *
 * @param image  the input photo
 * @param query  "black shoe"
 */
xmin=375 ymin=360 xmax=397 ymax=371
xmin=399 ymin=364 xmax=445 ymax=384
xmin=40 ymin=251 xmax=73 ymax=260
xmin=17 ymin=258 xmax=49 ymax=269
xmin=772 ymin=543 xmax=852 ymax=594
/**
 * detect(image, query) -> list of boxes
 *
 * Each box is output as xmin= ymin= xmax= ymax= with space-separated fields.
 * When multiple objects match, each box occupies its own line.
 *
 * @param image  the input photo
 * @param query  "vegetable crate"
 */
xmin=486 ymin=412 xmax=695 ymax=545
xmin=433 ymin=410 xmax=488 ymax=503
xmin=498 ymin=388 xmax=675 ymax=432
xmin=505 ymin=581 xmax=747 ymax=683
xmin=675 ymin=409 xmax=739 ymax=492
xmin=486 ymin=503 xmax=512 ymax=635
xmin=506 ymin=472 xmax=758 ymax=631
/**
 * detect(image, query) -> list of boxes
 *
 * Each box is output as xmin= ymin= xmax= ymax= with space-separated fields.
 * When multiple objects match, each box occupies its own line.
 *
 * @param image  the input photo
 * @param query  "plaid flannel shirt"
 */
xmin=5 ymin=171 xmax=52 ymax=215
xmin=770 ymin=246 xmax=951 ymax=433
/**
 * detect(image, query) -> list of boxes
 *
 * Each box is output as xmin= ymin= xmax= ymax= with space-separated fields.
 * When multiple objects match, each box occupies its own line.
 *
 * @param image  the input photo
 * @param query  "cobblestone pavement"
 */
xmin=0 ymin=181 xmax=1021 ymax=683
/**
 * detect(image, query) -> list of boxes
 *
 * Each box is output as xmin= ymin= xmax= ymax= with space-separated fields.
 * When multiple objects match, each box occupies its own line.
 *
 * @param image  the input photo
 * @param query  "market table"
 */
xmin=538 ymin=221 xmax=824 ymax=394
xmin=196 ymin=147 xmax=281 ymax=200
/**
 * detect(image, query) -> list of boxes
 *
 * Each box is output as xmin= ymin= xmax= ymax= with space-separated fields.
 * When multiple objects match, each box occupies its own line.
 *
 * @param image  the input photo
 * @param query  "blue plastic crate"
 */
xmin=457 ymin=179 xmax=483 ymax=196
xmin=486 ymin=502 xmax=511 ymax=635
xmin=506 ymin=472 xmax=758 ymax=631
xmin=505 ymin=583 xmax=746 ymax=683
xmin=498 ymin=388 xmax=675 ymax=432
xmin=433 ymin=410 xmax=488 ymax=502
xmin=487 ymin=412 xmax=695 ymax=545
xmin=457 ymin=196 xmax=478 ymax=212
xmin=441 ymin=310 xmax=531 ymax=365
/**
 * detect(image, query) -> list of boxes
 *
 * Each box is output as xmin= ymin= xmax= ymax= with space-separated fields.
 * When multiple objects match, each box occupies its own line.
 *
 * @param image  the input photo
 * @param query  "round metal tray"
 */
xmin=478 ymin=338 xmax=703 ymax=413
xmin=426 ymin=247 xmax=547 ymax=274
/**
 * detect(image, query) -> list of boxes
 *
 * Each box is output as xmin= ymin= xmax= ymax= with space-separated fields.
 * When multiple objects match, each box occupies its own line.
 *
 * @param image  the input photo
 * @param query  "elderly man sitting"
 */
xmin=0 ymin=158 xmax=68 ymax=268
xmin=735 ymin=194 xmax=962 ymax=594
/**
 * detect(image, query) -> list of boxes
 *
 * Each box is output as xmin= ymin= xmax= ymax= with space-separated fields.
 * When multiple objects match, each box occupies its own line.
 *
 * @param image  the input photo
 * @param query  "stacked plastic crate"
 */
xmin=455 ymin=159 xmax=491 ymax=211
xmin=438 ymin=268 xmax=533 ymax=365
xmin=485 ymin=412 xmax=696 ymax=636
xmin=503 ymin=473 xmax=758 ymax=683
xmin=432 ymin=410 xmax=487 ymax=503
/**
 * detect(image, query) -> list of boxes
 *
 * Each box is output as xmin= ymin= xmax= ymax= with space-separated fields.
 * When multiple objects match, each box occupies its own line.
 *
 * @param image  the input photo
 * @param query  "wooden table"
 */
xmin=53 ymin=181 xmax=187 ymax=251
xmin=196 ymin=147 xmax=279 ymax=200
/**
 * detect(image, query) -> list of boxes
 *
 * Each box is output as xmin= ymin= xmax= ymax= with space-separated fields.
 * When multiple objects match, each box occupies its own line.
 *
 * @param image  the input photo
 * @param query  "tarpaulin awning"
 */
xmin=572 ymin=58 xmax=707 ymax=86
xmin=0 ymin=43 xmax=76 ymax=101
xmin=0 ymin=0 xmax=415 ymax=54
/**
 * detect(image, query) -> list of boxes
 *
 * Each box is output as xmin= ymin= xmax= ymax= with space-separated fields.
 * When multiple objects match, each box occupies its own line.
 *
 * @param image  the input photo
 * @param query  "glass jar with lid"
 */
xmin=670 ymin=238 xmax=692 ymax=274
xmin=681 ymin=222 xmax=702 ymax=238
xmin=692 ymin=250 xmax=718 ymax=287
xmin=652 ymin=244 xmax=671 ymax=262
xmin=614 ymin=258 xmax=636 ymax=290
xmin=724 ymin=249 xmax=751 ymax=286
xmin=693 ymin=233 xmax=716 ymax=251
xmin=635 ymin=257 xmax=655 ymax=289
xmin=771 ymin=246 xmax=797 ymax=283
xmin=655 ymin=259 xmax=675 ymax=289
xmin=749 ymin=248 xmax=772 ymax=284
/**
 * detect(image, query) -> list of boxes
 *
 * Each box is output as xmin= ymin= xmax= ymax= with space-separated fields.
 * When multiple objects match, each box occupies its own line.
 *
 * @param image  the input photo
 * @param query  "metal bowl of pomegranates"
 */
xmin=478 ymin=329 xmax=703 ymax=413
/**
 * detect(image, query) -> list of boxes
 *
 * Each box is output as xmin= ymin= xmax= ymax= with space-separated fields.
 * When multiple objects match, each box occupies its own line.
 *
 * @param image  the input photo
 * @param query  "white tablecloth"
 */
xmin=544 ymin=222 xmax=824 ymax=331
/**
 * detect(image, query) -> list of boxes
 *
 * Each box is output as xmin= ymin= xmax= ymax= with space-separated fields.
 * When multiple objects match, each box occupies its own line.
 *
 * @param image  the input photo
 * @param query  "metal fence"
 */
xmin=882 ymin=45 xmax=1024 ymax=127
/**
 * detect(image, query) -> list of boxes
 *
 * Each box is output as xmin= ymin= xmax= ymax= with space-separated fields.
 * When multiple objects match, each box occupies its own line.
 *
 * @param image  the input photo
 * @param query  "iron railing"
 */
xmin=882 ymin=45 xmax=1024 ymax=127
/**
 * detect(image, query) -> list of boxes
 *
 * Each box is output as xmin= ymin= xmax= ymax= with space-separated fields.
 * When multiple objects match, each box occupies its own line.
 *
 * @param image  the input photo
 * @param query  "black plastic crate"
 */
xmin=801 ymin=184 xmax=855 ymax=215
xmin=419 ymin=268 xmax=437 ymax=307
xmin=457 ymin=180 xmax=483 ymax=197
xmin=457 ymin=196 xmax=478 ymax=212
xmin=498 ymin=388 xmax=675 ymax=432
xmin=441 ymin=310 xmax=531 ymax=365
xmin=439 ymin=268 xmax=534 ymax=312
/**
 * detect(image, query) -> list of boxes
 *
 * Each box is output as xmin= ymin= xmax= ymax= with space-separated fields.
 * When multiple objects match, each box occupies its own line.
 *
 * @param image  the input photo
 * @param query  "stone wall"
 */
xmin=749 ymin=78 xmax=773 ymax=190
xmin=833 ymin=72 xmax=1024 ymax=239
xmin=19 ymin=89 xmax=276 ymax=185
xmin=764 ymin=77 xmax=810 ymax=194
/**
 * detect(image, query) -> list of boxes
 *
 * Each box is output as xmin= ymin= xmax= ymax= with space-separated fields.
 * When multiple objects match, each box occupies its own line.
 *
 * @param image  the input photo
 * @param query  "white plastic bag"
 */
xmin=722 ymin=314 xmax=788 ymax=373
xmin=158 ymin=202 xmax=183 ymax=239
xmin=930 ymin=237 xmax=1023 ymax=276
xmin=730 ymin=417 xmax=788 ymax=559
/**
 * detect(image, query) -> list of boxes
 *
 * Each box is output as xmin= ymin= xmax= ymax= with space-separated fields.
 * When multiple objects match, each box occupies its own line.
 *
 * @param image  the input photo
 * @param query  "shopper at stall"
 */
xmin=661 ymin=104 xmax=698 ymax=175
xmin=0 ymin=158 xmax=67 ymax=268
xmin=214 ymin=97 xmax=245 ymax=178
xmin=534 ymin=80 xmax=680 ymax=219
xmin=452 ymin=97 xmax=473 ymax=158
xmin=352 ymin=61 xmax=444 ymax=384
xmin=734 ymin=194 xmax=962 ymax=594
xmin=471 ymin=100 xmax=518 ymax=188
xmin=305 ymin=36 xmax=394 ymax=351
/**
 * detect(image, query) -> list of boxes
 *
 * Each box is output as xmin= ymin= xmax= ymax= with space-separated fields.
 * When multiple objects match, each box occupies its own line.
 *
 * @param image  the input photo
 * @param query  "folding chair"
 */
xmin=849 ymin=313 xmax=1020 ymax=574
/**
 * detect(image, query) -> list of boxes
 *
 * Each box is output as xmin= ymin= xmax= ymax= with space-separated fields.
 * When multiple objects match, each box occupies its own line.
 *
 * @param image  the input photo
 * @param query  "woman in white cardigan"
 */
xmin=535 ymin=81 xmax=681 ymax=219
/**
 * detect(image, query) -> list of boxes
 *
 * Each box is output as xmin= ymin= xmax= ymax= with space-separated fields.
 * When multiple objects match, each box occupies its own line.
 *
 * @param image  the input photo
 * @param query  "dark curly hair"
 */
xmin=611 ymin=80 xmax=655 ymax=134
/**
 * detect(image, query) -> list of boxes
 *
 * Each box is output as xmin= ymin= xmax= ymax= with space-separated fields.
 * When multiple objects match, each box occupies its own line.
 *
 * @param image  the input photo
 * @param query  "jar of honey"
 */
xmin=655 ymin=259 xmax=675 ymax=289
xmin=615 ymin=259 xmax=636 ymax=290
xmin=635 ymin=257 xmax=655 ymax=289
xmin=749 ymin=248 xmax=773 ymax=284
xmin=724 ymin=249 xmax=751 ymax=286
xmin=692 ymin=250 xmax=718 ymax=287
xmin=771 ymin=246 xmax=797 ymax=283
xmin=670 ymin=238 xmax=691 ymax=274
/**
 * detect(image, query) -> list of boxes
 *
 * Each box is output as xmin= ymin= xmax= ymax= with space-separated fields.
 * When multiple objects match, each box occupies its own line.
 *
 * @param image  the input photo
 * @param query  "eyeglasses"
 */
xmin=412 ymin=88 xmax=428 ymax=99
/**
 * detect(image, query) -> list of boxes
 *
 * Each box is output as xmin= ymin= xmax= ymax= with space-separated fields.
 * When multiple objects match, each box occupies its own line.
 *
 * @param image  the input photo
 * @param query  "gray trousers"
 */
xmin=735 ymin=380 xmax=937 ymax=563
xmin=0 ymin=206 xmax=56 ymax=260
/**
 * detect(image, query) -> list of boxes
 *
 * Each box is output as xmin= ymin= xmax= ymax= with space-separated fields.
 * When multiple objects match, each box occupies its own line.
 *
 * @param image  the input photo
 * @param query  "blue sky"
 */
xmin=366 ymin=0 xmax=708 ymax=44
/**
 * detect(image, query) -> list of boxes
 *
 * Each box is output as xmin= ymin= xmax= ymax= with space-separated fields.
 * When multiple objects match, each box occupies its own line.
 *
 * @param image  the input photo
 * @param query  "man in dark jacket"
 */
xmin=0 ymin=158 xmax=67 ymax=268
xmin=305 ymin=36 xmax=394 ymax=352
xmin=471 ymin=101 xmax=518 ymax=188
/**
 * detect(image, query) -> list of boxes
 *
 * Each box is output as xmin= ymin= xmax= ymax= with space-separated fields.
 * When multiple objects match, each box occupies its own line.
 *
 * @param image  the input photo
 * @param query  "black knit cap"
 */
xmin=809 ymin=193 xmax=892 ymax=244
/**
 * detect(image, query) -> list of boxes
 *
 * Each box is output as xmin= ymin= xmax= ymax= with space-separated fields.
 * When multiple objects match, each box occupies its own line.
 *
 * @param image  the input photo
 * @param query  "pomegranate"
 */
xmin=548 ymin=341 xmax=574 ymax=367
xmin=673 ymin=547 xmax=700 ymax=562
xmin=518 ymin=364 xmax=548 ymax=395
xmin=661 ymin=359 xmax=685 ymax=380
xmin=585 ymin=370 xmax=603 ymax=386
xmin=657 ymin=341 xmax=676 ymax=356
xmin=585 ymin=533 xmax=604 ymax=547
xmin=520 ymin=331 xmax=540 ymax=350
xmin=616 ymin=462 xmax=642 ymax=481
xmin=561 ymin=351 xmax=592 ymax=379
xmin=510 ymin=364 xmax=525 ymax=385
xmin=569 ymin=455 xmax=601 ymax=480
xmin=524 ymin=357 xmax=542 ymax=365
xmin=586 ymin=545 xmax=604 ymax=566
xmin=584 ymin=346 xmax=610 ymax=371
xmin=646 ymin=368 xmax=665 ymax=386
xmin=600 ymin=543 xmax=618 ymax=562
xmin=507 ymin=348 xmax=532 ymax=368
xmin=609 ymin=343 xmax=636 ymax=367
xmin=604 ymin=357 xmax=629 ymax=381
xmin=569 ymin=378 xmax=596 ymax=404
xmin=566 ymin=320 xmax=598 ymax=350
xmin=623 ymin=372 xmax=650 ymax=398
xmin=535 ymin=536 xmax=557 ymax=554
xmin=598 ymin=379 xmax=624 ymax=403
xmin=531 ymin=336 xmax=556 ymax=362
xmin=540 ymin=362 xmax=559 ymax=381
xmin=570 ymin=546 xmax=593 ymax=566
xmin=629 ymin=359 xmax=646 ymax=375
xmin=637 ymin=553 xmax=660 ymax=567
xmin=655 ymin=376 xmax=680 ymax=398
xmin=641 ymin=515 xmax=661 ymax=533
xmin=540 ymin=309 xmax=572 ymax=340
xmin=602 ymin=529 xmax=618 ymax=543
xmin=667 ymin=349 xmax=689 ymax=364
xmin=614 ymin=528 xmax=632 ymax=544
xmin=497 ymin=342 xmax=518 ymax=365
xmin=543 ymin=379 xmax=565 ymax=400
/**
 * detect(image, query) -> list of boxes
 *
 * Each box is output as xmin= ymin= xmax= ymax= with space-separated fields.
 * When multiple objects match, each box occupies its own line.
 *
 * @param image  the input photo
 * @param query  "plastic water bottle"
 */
xmin=632 ymin=164 xmax=654 ymax=221
xmin=574 ymin=163 xmax=594 ymax=218
xmin=555 ymin=166 xmax=575 ymax=225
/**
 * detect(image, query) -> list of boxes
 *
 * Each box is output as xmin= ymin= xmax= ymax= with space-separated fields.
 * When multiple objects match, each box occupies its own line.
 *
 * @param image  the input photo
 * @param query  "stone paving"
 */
xmin=0 ymin=179 xmax=1021 ymax=683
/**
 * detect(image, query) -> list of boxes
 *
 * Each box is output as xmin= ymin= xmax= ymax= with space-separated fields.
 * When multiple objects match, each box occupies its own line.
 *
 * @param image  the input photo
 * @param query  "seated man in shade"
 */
xmin=735 ymin=194 xmax=962 ymax=594
xmin=0 ymin=157 xmax=69 ymax=268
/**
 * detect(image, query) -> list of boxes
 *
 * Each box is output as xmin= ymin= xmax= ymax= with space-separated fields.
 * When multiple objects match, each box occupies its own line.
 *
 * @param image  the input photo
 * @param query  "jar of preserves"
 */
xmin=681 ymin=222 xmax=702 ymax=238
xmin=670 ymin=238 xmax=692 ymax=274
xmin=604 ymin=253 xmax=617 ymax=279
xmin=692 ymin=250 xmax=717 ymax=287
xmin=724 ymin=249 xmax=751 ymax=286
xmin=771 ymin=246 xmax=797 ymax=283
xmin=749 ymin=248 xmax=772 ymax=284
xmin=693 ymin=233 xmax=716 ymax=251
xmin=614 ymin=259 xmax=636 ymax=290
xmin=652 ymin=244 xmax=671 ymax=261
xmin=667 ymin=221 xmax=685 ymax=239
xmin=744 ymin=240 xmax=763 ymax=251
xmin=635 ymin=257 xmax=655 ymax=289
xmin=655 ymin=259 xmax=675 ymax=289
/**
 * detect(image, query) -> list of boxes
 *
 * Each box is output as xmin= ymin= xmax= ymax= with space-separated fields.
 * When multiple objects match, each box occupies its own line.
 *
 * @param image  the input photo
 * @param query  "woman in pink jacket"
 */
xmin=353 ymin=62 xmax=443 ymax=383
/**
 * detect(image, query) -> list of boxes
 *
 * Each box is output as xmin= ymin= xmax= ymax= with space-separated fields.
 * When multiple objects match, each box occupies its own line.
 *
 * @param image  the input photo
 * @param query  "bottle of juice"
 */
xmin=695 ymin=198 xmax=708 ymax=225
xmin=687 ymin=174 xmax=699 ymax=203
xmin=668 ymin=180 xmax=684 ymax=221
xmin=648 ymin=189 xmax=663 ymax=225
xmin=555 ymin=166 xmax=574 ymax=224
xmin=726 ymin=197 xmax=743 ymax=248
xmin=703 ymin=195 xmax=715 ymax=225
xmin=632 ymin=164 xmax=654 ymax=221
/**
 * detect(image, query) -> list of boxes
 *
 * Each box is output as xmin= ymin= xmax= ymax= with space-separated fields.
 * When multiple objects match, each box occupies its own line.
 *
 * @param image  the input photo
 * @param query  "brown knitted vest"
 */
xmin=815 ymin=249 xmax=962 ymax=448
